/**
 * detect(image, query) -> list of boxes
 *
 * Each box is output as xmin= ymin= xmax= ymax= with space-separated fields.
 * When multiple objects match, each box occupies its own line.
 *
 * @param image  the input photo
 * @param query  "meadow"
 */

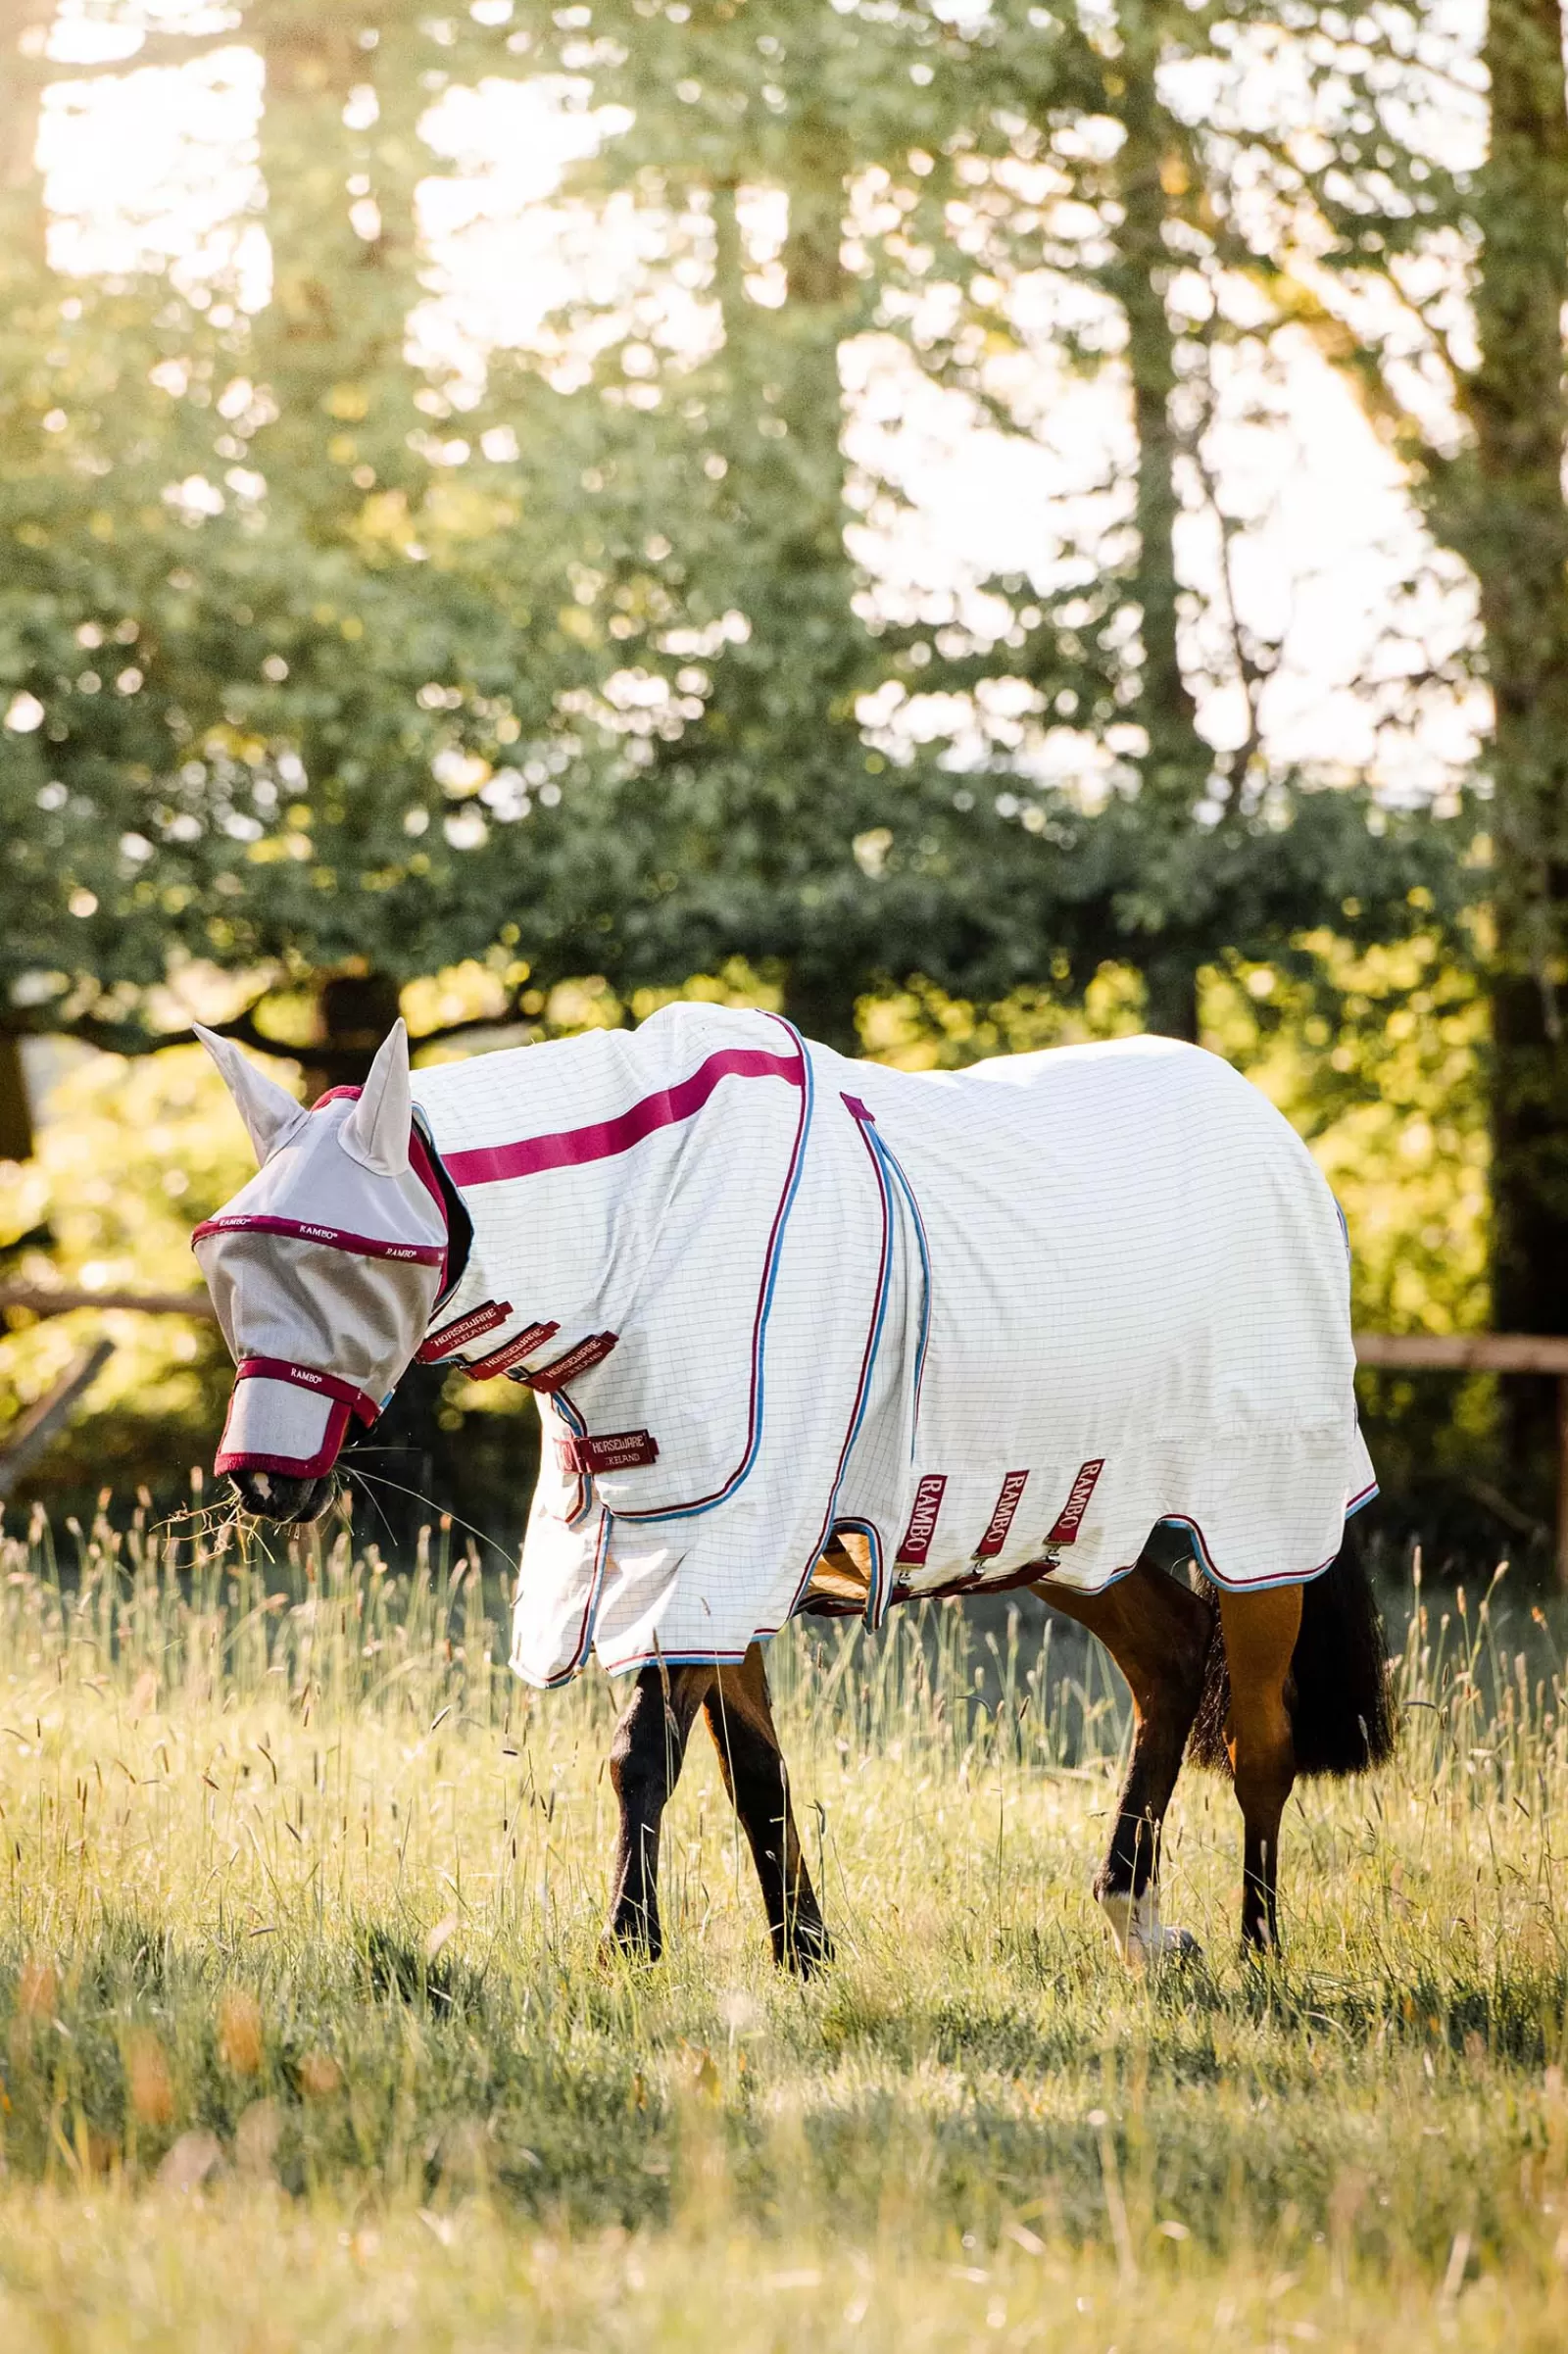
xmin=1 ymin=1499 xmax=1566 ymax=2351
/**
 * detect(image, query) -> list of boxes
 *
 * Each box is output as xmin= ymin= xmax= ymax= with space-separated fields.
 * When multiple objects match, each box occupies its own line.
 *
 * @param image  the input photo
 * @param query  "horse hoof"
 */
xmin=1130 ymin=1923 xmax=1201 ymax=1969
xmin=1098 ymin=1888 xmax=1200 ymax=1969
xmin=777 ymin=1920 xmax=834 ymax=1977
xmin=599 ymin=1924 xmax=662 ymax=1971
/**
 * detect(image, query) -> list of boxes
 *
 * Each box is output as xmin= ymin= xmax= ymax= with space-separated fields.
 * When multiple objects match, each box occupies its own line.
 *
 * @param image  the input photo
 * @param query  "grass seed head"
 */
xmin=126 ymin=2028 xmax=175 ymax=2129
xmin=235 ymin=2098 xmax=282 ymax=2178
xmin=9 ymin=1956 xmax=59 ymax=2071
xmin=298 ymin=2048 xmax=343 ymax=2100
xmin=157 ymin=2130 xmax=222 ymax=2195
xmin=16 ymin=1956 xmax=57 ymax=2022
xmin=218 ymin=1986 xmax=265 ymax=2077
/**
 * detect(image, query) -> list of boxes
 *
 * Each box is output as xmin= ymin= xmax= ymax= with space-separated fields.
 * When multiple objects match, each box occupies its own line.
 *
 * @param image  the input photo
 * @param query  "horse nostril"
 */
xmin=229 ymin=1469 xmax=294 ymax=1521
xmin=227 ymin=1468 xmax=337 ymax=1526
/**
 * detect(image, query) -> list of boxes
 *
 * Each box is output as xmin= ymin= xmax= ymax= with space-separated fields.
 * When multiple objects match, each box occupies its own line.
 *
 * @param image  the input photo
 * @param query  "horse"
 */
xmin=190 ymin=1005 xmax=1395 ymax=1969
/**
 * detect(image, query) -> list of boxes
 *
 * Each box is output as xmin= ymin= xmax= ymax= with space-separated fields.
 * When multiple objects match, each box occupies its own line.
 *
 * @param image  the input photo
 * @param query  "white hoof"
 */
xmin=1098 ymin=1888 xmax=1200 ymax=1969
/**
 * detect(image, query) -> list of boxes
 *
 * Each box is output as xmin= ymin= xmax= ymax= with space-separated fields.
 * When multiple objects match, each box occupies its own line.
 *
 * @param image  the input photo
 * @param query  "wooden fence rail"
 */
xmin=2 ymin=1293 xmax=1567 ymax=1578
xmin=1355 ymin=1335 xmax=1568 ymax=1584
xmin=1354 ymin=1334 xmax=1568 ymax=1376
xmin=0 ymin=1284 xmax=218 ymax=1321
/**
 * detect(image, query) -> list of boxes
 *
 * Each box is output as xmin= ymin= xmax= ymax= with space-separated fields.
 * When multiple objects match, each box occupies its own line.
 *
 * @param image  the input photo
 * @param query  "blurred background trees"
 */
xmin=1 ymin=0 xmax=1563 ymax=1565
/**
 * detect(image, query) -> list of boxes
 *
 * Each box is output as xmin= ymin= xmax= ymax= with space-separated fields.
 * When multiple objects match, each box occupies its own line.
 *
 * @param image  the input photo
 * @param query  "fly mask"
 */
xmin=192 ymin=1021 xmax=448 ymax=1518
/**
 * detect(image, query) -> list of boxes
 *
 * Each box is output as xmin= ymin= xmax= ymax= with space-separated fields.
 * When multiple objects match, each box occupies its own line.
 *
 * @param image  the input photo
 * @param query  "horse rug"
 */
xmin=350 ymin=1006 xmax=1370 ymax=1687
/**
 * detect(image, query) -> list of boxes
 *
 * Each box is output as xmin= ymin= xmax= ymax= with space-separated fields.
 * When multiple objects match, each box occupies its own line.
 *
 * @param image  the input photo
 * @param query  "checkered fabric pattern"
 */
xmin=403 ymin=1008 xmax=1374 ymax=1688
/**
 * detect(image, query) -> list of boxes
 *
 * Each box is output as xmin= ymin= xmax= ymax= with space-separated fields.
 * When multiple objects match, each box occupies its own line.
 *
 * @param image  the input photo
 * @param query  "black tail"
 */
xmin=1188 ymin=1521 xmax=1396 ymax=1778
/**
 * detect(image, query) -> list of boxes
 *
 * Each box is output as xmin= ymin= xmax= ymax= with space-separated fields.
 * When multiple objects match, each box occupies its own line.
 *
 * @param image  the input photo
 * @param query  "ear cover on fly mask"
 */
xmin=340 ymin=1019 xmax=413 ymax=1177
xmin=194 ymin=1023 xmax=311 ymax=1165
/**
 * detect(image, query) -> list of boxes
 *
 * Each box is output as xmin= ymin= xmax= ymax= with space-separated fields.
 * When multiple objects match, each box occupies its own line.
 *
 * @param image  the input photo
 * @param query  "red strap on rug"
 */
xmin=1045 ymin=1458 xmax=1105 ymax=1545
xmin=974 ymin=1470 xmax=1030 ymax=1558
xmin=234 ymin=1356 xmax=381 ymax=1428
xmin=895 ymin=1473 xmax=948 ymax=1565
xmin=525 ymin=1333 xmax=618 ymax=1393
xmin=466 ymin=1321 xmax=562 ymax=1380
xmin=555 ymin=1429 xmax=659 ymax=1475
xmin=416 ymin=1299 xmax=514 ymax=1362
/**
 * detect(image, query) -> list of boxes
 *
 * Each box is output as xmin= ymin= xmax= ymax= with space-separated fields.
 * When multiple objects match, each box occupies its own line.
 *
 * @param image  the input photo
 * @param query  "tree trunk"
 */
xmin=0 ymin=1036 xmax=35 ymax=1163
xmin=782 ymin=118 xmax=864 ymax=1053
xmin=252 ymin=0 xmax=426 ymax=1107
xmin=1460 ymin=0 xmax=1568 ymax=1507
xmin=0 ymin=11 xmax=43 ymax=1153
xmin=1105 ymin=38 xmax=1211 ymax=1042
xmin=249 ymin=9 xmax=442 ymax=1556
xmin=251 ymin=1 xmax=427 ymax=507
xmin=781 ymin=966 xmax=861 ymax=1057
xmin=299 ymin=970 xmax=405 ymax=1101
xmin=254 ymin=11 xmax=397 ymax=388
xmin=715 ymin=118 xmax=866 ymax=1054
xmin=0 ymin=1 xmax=52 ymax=190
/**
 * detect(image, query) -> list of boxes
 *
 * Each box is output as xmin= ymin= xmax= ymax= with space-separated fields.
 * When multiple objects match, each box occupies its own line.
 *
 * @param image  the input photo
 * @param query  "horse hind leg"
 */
xmin=705 ymin=1643 xmax=832 ymax=1975
xmin=1216 ymin=1583 xmax=1303 ymax=1953
xmin=1034 ymin=1556 xmax=1210 ymax=1968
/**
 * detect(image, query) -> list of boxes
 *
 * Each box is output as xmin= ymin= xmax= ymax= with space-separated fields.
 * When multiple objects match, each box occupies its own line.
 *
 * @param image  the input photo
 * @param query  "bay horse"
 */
xmin=190 ymin=1008 xmax=1395 ymax=1968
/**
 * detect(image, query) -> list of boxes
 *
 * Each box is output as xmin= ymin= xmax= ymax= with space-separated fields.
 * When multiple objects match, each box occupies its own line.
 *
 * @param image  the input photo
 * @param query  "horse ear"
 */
xmin=193 ymin=1025 xmax=309 ymax=1165
xmin=339 ymin=1019 xmax=413 ymax=1177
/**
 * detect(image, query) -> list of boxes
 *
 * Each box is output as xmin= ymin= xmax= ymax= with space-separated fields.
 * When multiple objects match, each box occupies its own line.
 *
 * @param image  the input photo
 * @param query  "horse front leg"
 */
xmin=705 ymin=1643 xmax=832 ymax=1975
xmin=1034 ymin=1556 xmax=1211 ymax=1967
xmin=1216 ymin=1583 xmax=1302 ymax=1953
xmin=603 ymin=1660 xmax=713 ymax=1962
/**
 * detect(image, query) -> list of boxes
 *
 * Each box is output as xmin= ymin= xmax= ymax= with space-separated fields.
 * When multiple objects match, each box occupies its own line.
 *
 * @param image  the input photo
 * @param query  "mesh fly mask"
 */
xmin=192 ymin=1023 xmax=448 ymax=1483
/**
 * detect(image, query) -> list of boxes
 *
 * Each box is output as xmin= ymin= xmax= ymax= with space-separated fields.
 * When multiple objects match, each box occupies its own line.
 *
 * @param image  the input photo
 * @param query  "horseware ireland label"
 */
xmin=1046 ymin=1458 xmax=1105 ymax=1545
xmin=975 ymin=1470 xmax=1030 ymax=1558
xmin=896 ymin=1473 xmax=949 ymax=1565
xmin=466 ymin=1321 xmax=562 ymax=1380
xmin=525 ymin=1333 xmax=619 ymax=1393
xmin=556 ymin=1429 xmax=659 ymax=1475
xmin=416 ymin=1299 xmax=514 ymax=1362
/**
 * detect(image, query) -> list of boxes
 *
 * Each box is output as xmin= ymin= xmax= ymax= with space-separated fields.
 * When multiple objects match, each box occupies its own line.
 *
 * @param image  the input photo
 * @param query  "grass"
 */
xmin=2 ymin=1500 xmax=1568 ymax=2348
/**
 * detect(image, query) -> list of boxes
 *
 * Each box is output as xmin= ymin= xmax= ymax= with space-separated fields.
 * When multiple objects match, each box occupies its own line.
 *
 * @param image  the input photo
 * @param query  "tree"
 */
xmin=1451 ymin=0 xmax=1568 ymax=1480
xmin=0 ymin=3 xmax=245 ymax=1139
xmin=0 ymin=4 xmax=592 ymax=1101
xmin=478 ymin=0 xmax=1462 ymax=1048
xmin=2 ymin=0 xmax=1467 ymax=1094
xmin=1253 ymin=0 xmax=1568 ymax=1499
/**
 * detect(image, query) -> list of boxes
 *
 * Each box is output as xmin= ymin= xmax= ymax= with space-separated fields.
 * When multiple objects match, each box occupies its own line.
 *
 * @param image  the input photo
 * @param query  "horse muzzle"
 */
xmin=226 ymin=1466 xmax=340 ymax=1525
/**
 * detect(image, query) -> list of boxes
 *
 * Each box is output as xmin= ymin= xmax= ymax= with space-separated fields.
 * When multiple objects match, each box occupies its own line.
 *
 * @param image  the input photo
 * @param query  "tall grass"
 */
xmin=2 ymin=1499 xmax=1568 ymax=2346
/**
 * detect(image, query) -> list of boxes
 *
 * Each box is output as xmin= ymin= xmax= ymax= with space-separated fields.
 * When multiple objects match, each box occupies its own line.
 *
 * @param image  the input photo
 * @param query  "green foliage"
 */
xmin=0 ymin=6 xmax=578 ymax=1054
xmin=0 ymin=0 xmax=1474 ymax=1065
xmin=500 ymin=0 xmax=1471 ymax=1039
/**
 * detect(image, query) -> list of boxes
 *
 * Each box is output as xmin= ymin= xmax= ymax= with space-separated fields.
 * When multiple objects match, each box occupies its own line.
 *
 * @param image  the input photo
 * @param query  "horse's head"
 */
xmin=192 ymin=1021 xmax=448 ymax=1524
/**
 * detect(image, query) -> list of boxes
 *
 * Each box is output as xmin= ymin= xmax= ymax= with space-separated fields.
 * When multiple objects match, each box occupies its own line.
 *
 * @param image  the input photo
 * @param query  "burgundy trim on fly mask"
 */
xmin=191 ymin=1212 xmax=446 ymax=1268
xmin=215 ymin=1358 xmax=384 ymax=1479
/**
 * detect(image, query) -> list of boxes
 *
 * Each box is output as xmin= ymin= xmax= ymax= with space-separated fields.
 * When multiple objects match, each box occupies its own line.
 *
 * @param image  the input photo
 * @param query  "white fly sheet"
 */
xmin=195 ymin=1005 xmax=1375 ymax=1688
